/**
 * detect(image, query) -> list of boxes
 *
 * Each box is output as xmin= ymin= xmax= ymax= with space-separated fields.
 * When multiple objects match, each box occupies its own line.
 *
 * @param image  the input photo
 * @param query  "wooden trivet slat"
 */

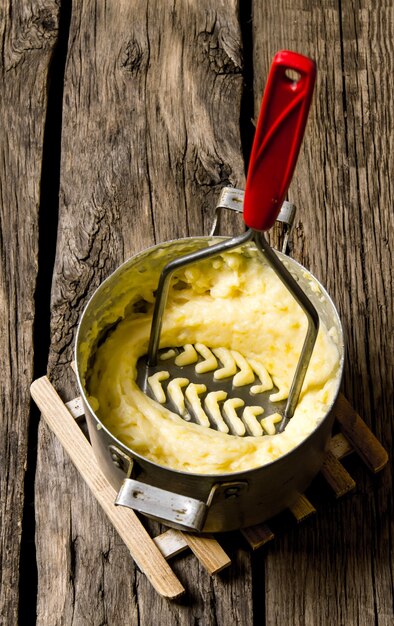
xmin=321 ymin=450 xmax=356 ymax=498
xmin=241 ymin=523 xmax=275 ymax=550
xmin=31 ymin=376 xmax=185 ymax=599
xmin=182 ymin=533 xmax=231 ymax=575
xmin=154 ymin=529 xmax=188 ymax=559
xmin=65 ymin=396 xmax=85 ymax=419
xmin=334 ymin=394 xmax=388 ymax=472
xmin=288 ymin=494 xmax=316 ymax=522
xmin=328 ymin=432 xmax=354 ymax=459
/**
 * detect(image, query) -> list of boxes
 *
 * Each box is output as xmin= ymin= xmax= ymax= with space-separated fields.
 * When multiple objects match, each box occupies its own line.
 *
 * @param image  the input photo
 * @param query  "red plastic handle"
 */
xmin=243 ymin=50 xmax=316 ymax=231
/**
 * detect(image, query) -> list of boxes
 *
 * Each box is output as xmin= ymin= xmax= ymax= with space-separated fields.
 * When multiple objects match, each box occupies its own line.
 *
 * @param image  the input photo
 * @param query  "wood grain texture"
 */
xmin=34 ymin=0 xmax=255 ymax=624
xmin=253 ymin=1 xmax=393 ymax=624
xmin=0 ymin=1 xmax=60 ymax=623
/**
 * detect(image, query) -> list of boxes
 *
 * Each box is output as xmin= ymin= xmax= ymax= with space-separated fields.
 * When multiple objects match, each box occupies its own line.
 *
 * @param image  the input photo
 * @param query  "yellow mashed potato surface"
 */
xmin=86 ymin=248 xmax=341 ymax=474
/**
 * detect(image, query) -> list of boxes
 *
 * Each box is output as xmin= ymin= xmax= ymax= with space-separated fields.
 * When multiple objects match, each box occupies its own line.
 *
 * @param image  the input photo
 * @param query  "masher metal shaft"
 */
xmin=253 ymin=232 xmax=319 ymax=426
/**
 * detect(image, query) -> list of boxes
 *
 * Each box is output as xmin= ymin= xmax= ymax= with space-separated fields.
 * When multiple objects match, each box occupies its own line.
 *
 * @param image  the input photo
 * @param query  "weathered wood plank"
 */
xmin=0 ymin=1 xmax=60 ymax=623
xmin=253 ymin=1 xmax=393 ymax=624
xmin=35 ymin=0 xmax=254 ymax=623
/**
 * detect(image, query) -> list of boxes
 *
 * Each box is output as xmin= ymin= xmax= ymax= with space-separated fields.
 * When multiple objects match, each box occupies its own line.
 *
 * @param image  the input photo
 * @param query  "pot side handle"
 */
xmin=115 ymin=478 xmax=208 ymax=532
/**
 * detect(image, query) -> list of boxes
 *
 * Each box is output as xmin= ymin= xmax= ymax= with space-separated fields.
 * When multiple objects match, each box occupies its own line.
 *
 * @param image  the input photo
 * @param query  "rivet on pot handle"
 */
xmin=115 ymin=479 xmax=208 ymax=532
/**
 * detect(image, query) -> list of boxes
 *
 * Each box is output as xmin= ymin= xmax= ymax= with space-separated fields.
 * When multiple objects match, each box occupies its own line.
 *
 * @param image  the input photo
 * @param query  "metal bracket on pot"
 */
xmin=109 ymin=444 xmax=133 ymax=477
xmin=207 ymin=481 xmax=249 ymax=505
xmin=210 ymin=187 xmax=296 ymax=254
xmin=111 ymin=441 xmax=250 ymax=532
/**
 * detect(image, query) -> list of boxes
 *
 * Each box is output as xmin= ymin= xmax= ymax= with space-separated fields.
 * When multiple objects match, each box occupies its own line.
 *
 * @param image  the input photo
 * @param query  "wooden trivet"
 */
xmin=30 ymin=374 xmax=388 ymax=599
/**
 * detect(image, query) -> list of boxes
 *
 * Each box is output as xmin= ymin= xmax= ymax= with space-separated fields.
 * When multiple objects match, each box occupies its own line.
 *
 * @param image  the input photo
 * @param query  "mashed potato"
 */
xmin=85 ymin=246 xmax=341 ymax=474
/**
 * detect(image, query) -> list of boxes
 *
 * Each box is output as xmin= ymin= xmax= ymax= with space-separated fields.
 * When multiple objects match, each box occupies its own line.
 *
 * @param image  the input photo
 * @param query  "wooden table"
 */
xmin=2 ymin=1 xmax=393 ymax=624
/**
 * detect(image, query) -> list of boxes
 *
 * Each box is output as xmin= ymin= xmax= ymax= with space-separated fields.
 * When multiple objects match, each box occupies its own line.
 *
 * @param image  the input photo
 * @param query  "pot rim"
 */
xmin=75 ymin=236 xmax=345 ymax=479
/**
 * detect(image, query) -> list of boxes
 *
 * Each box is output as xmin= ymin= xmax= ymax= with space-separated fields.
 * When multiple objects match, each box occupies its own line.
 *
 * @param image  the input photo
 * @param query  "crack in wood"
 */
xmin=18 ymin=2 xmax=72 ymax=625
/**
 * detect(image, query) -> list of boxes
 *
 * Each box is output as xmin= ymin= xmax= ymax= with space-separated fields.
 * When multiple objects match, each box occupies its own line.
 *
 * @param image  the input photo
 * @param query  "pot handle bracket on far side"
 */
xmin=210 ymin=187 xmax=296 ymax=254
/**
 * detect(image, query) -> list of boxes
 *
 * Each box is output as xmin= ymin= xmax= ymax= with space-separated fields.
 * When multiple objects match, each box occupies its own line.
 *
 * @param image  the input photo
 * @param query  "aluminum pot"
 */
xmin=75 ymin=199 xmax=344 ymax=534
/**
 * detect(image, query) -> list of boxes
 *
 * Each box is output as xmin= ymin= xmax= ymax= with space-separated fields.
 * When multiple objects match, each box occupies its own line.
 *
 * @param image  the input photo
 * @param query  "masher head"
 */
xmin=137 ymin=345 xmax=287 ymax=437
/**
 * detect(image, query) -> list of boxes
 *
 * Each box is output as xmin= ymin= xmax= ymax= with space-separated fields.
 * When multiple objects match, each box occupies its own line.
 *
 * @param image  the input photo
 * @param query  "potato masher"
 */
xmin=137 ymin=50 xmax=319 ymax=436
